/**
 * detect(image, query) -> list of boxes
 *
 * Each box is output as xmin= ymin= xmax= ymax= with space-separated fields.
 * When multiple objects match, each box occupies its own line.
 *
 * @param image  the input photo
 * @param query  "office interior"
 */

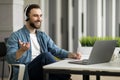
xmin=0 ymin=0 xmax=120 ymax=80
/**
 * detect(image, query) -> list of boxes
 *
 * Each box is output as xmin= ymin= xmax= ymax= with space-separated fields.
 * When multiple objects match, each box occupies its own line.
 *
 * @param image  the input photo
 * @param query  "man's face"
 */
xmin=28 ymin=8 xmax=43 ymax=29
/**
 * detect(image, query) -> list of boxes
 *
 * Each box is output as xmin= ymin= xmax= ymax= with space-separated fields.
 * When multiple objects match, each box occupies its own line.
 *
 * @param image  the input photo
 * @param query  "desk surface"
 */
xmin=43 ymin=59 xmax=120 ymax=73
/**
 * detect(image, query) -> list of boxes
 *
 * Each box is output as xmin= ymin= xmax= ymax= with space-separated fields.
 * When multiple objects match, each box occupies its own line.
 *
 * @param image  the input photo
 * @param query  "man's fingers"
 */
xmin=19 ymin=40 xmax=23 ymax=45
xmin=23 ymin=43 xmax=26 ymax=46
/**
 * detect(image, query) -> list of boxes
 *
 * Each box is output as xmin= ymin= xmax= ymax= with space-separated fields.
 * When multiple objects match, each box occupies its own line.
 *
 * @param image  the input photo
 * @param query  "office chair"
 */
xmin=1 ymin=40 xmax=25 ymax=80
xmin=8 ymin=64 xmax=25 ymax=80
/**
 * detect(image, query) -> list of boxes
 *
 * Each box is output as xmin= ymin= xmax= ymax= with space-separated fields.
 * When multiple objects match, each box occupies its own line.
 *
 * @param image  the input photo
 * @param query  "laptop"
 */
xmin=69 ymin=40 xmax=117 ymax=65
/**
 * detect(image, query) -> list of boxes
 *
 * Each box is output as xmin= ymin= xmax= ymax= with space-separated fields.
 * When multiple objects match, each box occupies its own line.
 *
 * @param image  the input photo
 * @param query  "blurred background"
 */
xmin=1 ymin=0 xmax=120 ymax=51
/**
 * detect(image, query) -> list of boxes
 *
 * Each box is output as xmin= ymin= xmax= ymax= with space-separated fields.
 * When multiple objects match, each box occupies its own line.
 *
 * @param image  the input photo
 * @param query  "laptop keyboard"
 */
xmin=68 ymin=59 xmax=89 ymax=65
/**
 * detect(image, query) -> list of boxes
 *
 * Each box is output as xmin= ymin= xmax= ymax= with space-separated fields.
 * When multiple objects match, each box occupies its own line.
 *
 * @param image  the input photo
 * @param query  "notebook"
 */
xmin=69 ymin=40 xmax=117 ymax=65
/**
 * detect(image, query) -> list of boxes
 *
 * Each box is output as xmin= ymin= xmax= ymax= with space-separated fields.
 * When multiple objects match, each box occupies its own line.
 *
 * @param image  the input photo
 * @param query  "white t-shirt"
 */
xmin=30 ymin=33 xmax=41 ymax=60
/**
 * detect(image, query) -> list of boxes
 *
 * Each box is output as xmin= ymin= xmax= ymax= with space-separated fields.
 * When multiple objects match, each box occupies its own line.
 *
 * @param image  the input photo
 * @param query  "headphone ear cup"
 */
xmin=24 ymin=14 xmax=29 ymax=21
xmin=24 ymin=5 xmax=29 ymax=21
xmin=26 ymin=17 xmax=29 ymax=21
xmin=24 ymin=13 xmax=27 ymax=21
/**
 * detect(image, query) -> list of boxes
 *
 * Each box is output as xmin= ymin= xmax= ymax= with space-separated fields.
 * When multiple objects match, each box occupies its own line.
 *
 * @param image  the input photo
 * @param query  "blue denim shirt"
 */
xmin=6 ymin=26 xmax=69 ymax=80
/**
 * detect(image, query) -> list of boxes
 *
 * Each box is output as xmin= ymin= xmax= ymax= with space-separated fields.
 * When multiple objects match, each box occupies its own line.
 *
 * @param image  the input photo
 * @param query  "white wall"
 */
xmin=0 ymin=0 xmax=24 ymax=41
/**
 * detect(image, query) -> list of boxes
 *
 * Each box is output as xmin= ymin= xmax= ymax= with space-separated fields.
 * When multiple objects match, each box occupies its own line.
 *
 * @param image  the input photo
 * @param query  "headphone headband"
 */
xmin=24 ymin=4 xmax=41 ymax=21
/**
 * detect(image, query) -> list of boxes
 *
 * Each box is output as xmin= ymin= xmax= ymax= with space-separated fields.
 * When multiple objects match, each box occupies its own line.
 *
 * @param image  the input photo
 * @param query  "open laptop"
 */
xmin=69 ymin=40 xmax=117 ymax=65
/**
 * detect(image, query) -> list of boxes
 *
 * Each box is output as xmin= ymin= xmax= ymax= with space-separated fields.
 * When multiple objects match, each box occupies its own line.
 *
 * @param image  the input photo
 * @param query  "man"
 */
xmin=6 ymin=4 xmax=81 ymax=80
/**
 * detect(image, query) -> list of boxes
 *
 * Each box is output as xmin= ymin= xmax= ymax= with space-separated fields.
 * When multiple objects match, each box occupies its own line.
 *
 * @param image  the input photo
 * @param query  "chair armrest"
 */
xmin=8 ymin=64 xmax=25 ymax=80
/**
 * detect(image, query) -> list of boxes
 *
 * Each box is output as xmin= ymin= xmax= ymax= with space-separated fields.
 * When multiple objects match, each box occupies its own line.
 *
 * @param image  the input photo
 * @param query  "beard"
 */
xmin=29 ymin=20 xmax=41 ymax=29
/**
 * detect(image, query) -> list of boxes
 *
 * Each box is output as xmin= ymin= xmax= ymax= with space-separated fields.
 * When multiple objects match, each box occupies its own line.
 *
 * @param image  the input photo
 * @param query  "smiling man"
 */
xmin=6 ymin=4 xmax=81 ymax=80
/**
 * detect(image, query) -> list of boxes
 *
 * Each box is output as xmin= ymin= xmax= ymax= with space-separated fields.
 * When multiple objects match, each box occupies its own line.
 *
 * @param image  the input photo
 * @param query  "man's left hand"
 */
xmin=68 ymin=52 xmax=81 ymax=59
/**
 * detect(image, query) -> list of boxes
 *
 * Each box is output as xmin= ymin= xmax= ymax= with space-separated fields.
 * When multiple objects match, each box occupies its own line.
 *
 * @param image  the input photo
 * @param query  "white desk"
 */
xmin=43 ymin=59 xmax=120 ymax=80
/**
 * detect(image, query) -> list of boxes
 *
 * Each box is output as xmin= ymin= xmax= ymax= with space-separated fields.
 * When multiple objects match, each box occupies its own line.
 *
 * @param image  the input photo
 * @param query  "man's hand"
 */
xmin=19 ymin=40 xmax=30 ymax=52
xmin=16 ymin=40 xmax=30 ymax=60
xmin=68 ymin=52 xmax=82 ymax=59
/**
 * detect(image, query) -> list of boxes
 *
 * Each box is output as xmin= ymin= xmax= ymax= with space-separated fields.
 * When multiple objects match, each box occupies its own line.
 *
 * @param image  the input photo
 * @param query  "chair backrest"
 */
xmin=0 ymin=42 xmax=6 ymax=57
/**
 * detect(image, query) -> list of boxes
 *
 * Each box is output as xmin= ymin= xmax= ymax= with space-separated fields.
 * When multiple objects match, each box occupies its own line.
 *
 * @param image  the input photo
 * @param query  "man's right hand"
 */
xmin=19 ymin=40 xmax=30 ymax=52
xmin=16 ymin=40 xmax=30 ymax=60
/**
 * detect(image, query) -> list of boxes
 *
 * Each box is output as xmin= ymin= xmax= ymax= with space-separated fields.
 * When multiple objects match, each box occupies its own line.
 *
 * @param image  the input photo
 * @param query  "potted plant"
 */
xmin=79 ymin=36 xmax=120 ymax=60
xmin=80 ymin=36 xmax=120 ymax=47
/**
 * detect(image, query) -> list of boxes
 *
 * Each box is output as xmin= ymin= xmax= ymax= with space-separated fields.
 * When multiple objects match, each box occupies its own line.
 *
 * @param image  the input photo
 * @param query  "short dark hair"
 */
xmin=24 ymin=4 xmax=41 ymax=21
